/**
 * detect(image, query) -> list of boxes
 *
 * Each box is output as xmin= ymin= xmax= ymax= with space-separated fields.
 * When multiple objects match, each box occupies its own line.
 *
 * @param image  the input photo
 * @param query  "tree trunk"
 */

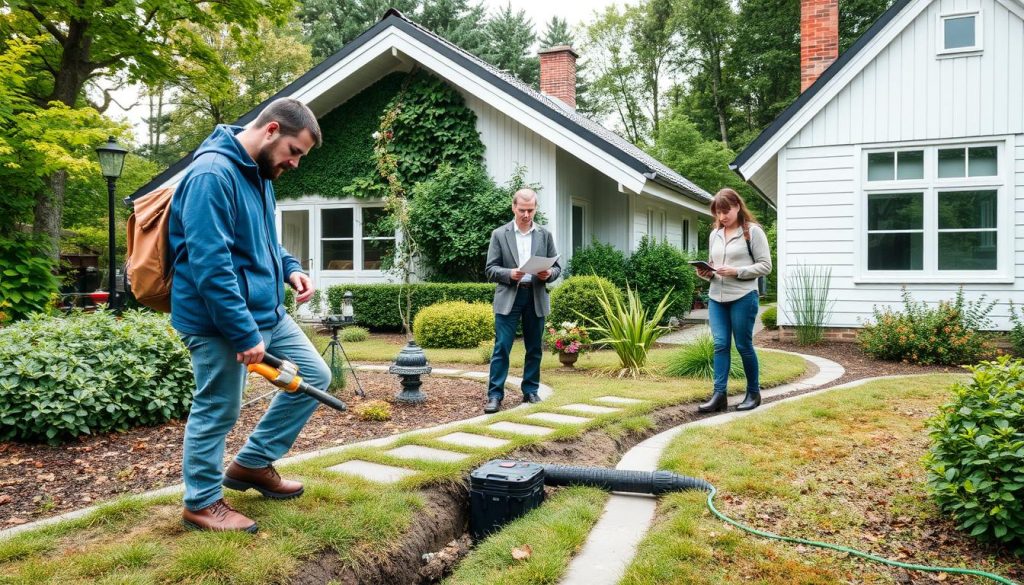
xmin=33 ymin=171 xmax=67 ymax=260
xmin=710 ymin=51 xmax=729 ymax=148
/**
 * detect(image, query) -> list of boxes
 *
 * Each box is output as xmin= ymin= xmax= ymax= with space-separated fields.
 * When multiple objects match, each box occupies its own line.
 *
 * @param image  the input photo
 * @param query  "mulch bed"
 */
xmin=0 ymin=333 xmax=971 ymax=529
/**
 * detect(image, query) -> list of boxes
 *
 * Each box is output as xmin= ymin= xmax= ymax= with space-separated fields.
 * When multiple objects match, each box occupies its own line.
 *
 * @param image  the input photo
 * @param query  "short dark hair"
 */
xmin=253 ymin=98 xmax=322 ymax=148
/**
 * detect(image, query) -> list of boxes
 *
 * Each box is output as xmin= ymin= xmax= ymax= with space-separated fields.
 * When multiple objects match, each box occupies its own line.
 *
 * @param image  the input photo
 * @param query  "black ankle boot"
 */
xmin=735 ymin=391 xmax=761 ymax=411
xmin=697 ymin=392 xmax=728 ymax=413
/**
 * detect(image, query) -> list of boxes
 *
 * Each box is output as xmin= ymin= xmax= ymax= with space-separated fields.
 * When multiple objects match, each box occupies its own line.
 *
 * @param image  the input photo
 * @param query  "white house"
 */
xmin=732 ymin=0 xmax=1024 ymax=332
xmin=130 ymin=10 xmax=712 ymax=292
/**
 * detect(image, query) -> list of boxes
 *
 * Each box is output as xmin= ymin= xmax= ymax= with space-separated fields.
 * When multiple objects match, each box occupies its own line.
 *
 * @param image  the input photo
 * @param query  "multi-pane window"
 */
xmin=321 ymin=208 xmax=354 ymax=270
xmin=321 ymin=207 xmax=392 ymax=271
xmin=361 ymin=207 xmax=393 ymax=270
xmin=863 ymin=143 xmax=1002 ymax=275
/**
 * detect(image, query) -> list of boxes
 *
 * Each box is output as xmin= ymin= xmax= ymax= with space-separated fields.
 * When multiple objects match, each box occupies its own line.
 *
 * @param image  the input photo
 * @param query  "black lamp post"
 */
xmin=95 ymin=137 xmax=128 ymax=309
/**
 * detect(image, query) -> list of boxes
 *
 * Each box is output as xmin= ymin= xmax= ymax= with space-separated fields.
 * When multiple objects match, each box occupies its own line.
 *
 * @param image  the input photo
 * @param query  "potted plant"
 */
xmin=545 ymin=321 xmax=592 ymax=367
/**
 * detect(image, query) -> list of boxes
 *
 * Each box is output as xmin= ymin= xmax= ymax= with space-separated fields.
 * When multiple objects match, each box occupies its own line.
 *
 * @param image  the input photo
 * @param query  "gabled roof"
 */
xmin=730 ymin=0 xmax=914 ymax=178
xmin=130 ymin=9 xmax=711 ymax=205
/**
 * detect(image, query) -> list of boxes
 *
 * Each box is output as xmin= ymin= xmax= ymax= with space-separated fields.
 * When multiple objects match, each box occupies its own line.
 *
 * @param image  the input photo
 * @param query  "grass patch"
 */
xmin=444 ymin=486 xmax=608 ymax=585
xmin=621 ymin=374 xmax=1020 ymax=584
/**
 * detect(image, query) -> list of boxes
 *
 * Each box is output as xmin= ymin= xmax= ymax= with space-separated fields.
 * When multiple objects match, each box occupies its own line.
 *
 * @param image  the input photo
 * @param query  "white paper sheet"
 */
xmin=518 ymin=254 xmax=560 ymax=275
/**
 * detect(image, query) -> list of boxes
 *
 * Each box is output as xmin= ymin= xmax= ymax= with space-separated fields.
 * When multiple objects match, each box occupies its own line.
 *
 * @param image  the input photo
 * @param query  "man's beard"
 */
xmin=255 ymin=147 xmax=280 ymax=180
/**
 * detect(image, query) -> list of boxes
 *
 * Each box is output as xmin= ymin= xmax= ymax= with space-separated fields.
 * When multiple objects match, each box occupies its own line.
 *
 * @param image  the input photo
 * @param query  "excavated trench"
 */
xmin=290 ymin=366 xmax=822 ymax=584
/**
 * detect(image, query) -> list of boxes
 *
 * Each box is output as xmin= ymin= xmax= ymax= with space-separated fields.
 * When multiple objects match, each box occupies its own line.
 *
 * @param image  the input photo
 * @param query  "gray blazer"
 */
xmin=485 ymin=221 xmax=562 ymax=316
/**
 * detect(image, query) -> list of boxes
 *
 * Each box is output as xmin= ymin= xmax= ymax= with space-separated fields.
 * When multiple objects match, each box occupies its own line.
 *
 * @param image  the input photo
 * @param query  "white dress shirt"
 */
xmin=515 ymin=223 xmax=535 ymax=284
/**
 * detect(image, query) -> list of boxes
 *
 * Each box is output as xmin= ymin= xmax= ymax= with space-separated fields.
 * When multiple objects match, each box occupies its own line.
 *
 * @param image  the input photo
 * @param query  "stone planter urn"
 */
xmin=558 ymin=351 xmax=579 ymax=368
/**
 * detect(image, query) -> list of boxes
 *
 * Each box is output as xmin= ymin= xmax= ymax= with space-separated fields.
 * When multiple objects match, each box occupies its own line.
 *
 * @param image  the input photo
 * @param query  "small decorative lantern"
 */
xmin=341 ymin=290 xmax=354 ymax=323
xmin=390 ymin=341 xmax=431 ymax=404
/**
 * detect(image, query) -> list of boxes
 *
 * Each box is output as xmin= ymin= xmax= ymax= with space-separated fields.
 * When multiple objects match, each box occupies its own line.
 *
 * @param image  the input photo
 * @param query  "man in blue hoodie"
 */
xmin=170 ymin=98 xmax=327 ymax=533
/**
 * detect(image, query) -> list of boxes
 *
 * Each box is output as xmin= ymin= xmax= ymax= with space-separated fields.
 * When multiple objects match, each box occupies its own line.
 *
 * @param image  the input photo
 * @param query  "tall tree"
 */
xmin=631 ymin=0 xmax=684 ymax=139
xmin=583 ymin=6 xmax=649 ymax=143
xmin=538 ymin=16 xmax=597 ymax=114
xmin=539 ymin=16 xmax=572 ymax=49
xmin=418 ymin=0 xmax=489 ymax=56
xmin=482 ymin=4 xmax=538 ymax=86
xmin=298 ymin=0 xmax=418 ymax=61
xmin=2 ymin=0 xmax=294 ymax=260
xmin=676 ymin=0 xmax=735 ymax=146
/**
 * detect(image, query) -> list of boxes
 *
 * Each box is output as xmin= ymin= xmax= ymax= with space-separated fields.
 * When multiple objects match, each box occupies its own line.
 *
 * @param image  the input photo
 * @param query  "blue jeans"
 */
xmin=487 ymin=287 xmax=544 ymax=401
xmin=178 ymin=315 xmax=329 ymax=511
xmin=708 ymin=291 xmax=760 ymax=395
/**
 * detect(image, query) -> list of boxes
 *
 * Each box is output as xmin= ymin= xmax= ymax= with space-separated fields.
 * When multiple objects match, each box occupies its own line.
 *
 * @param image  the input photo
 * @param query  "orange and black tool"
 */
xmin=248 ymin=353 xmax=348 ymax=412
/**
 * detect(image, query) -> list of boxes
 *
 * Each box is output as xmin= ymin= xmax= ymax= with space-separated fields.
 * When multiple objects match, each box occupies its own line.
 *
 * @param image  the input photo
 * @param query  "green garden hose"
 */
xmin=706 ymin=486 xmax=1019 ymax=585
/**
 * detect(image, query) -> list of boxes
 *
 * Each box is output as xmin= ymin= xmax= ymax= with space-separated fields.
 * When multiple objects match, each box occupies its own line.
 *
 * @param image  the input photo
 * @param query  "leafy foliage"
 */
xmin=625 ymin=236 xmax=694 ymax=321
xmin=567 ymin=239 xmax=628 ymax=289
xmin=1006 ymin=302 xmax=1024 ymax=356
xmin=482 ymin=4 xmax=538 ymax=86
xmin=760 ymin=306 xmax=777 ymax=330
xmin=583 ymin=284 xmax=671 ymax=378
xmin=354 ymin=399 xmax=393 ymax=422
xmin=0 ymin=310 xmax=194 ymax=444
xmin=327 ymin=283 xmax=496 ymax=330
xmin=413 ymin=301 xmax=494 ymax=348
xmin=664 ymin=334 xmax=744 ymax=379
xmin=783 ymin=263 xmax=835 ymax=345
xmin=924 ymin=357 xmax=1024 ymax=553
xmin=0 ymin=233 xmax=59 ymax=322
xmin=340 ymin=326 xmax=370 ymax=343
xmin=544 ymin=322 xmax=592 ymax=356
xmin=858 ymin=288 xmax=995 ymax=365
xmin=549 ymin=275 xmax=623 ymax=330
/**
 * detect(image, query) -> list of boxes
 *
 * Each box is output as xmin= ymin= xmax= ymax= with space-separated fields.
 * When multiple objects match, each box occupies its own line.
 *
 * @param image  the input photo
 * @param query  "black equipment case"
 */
xmin=469 ymin=460 xmax=545 ymax=540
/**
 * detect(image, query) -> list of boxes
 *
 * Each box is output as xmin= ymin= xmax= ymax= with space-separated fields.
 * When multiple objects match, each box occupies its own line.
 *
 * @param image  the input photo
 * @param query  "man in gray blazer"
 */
xmin=483 ymin=189 xmax=561 ymax=413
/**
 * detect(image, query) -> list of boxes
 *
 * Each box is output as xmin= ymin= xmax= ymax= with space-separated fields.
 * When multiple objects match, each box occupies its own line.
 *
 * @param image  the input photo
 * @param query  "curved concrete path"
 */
xmin=560 ymin=350 xmax=845 ymax=585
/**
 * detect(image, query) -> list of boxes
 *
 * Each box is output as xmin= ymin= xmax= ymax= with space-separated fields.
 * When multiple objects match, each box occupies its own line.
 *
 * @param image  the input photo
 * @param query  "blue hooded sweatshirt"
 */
xmin=168 ymin=125 xmax=302 ymax=352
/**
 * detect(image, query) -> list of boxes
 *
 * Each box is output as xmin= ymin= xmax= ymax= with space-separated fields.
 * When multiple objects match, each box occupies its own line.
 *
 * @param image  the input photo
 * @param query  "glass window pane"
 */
xmin=968 ymin=146 xmax=998 ymax=176
xmin=867 ymin=152 xmax=895 ymax=181
xmin=322 ymin=208 xmax=353 ymax=238
xmin=868 ymin=233 xmax=923 ymax=270
xmin=896 ymin=150 xmax=924 ymax=179
xmin=939 ymin=232 xmax=997 ymax=270
xmin=363 ymin=239 xmax=389 ymax=270
xmin=938 ymin=190 xmax=997 ymax=229
xmin=944 ymin=15 xmax=976 ymax=50
xmin=938 ymin=148 xmax=966 ymax=178
xmin=868 ymin=193 xmax=923 ymax=230
xmin=362 ymin=207 xmax=391 ymax=238
xmin=572 ymin=205 xmax=584 ymax=251
xmin=322 ymin=241 xmax=353 ymax=270
xmin=281 ymin=210 xmax=309 ymax=271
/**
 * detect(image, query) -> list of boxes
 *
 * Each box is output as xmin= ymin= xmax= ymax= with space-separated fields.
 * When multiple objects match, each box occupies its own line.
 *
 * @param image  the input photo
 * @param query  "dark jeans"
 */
xmin=708 ymin=290 xmax=760 ymax=395
xmin=487 ymin=286 xmax=544 ymax=401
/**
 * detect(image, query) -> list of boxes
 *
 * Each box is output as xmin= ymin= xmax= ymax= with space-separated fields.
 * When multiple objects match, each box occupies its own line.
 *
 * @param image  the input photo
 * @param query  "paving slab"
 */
xmin=462 ymin=371 xmax=488 ymax=379
xmin=486 ymin=421 xmax=556 ymax=436
xmin=436 ymin=432 xmax=510 ymax=449
xmin=327 ymin=460 xmax=418 ymax=483
xmin=526 ymin=412 xmax=592 ymax=425
xmin=559 ymin=403 xmax=622 ymax=415
xmin=594 ymin=396 xmax=645 ymax=405
xmin=383 ymin=445 xmax=471 ymax=463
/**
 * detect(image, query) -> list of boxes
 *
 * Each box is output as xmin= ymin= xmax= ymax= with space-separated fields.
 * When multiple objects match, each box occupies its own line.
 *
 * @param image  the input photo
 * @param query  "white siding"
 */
xmin=630 ymin=194 xmax=701 ymax=253
xmin=792 ymin=0 xmax=1024 ymax=148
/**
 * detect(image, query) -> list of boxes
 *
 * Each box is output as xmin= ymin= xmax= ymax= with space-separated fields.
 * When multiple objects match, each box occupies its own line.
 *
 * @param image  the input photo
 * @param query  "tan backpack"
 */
xmin=125 ymin=186 xmax=176 ymax=312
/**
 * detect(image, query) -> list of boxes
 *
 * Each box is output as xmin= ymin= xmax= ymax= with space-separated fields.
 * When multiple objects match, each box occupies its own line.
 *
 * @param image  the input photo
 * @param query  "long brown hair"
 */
xmin=710 ymin=188 xmax=759 ymax=230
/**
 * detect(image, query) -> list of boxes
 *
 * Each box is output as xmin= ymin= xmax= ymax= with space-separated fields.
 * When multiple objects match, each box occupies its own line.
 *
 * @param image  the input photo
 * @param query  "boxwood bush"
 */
xmin=413 ymin=301 xmax=495 ymax=348
xmin=0 ymin=310 xmax=195 ymax=444
xmin=567 ymin=238 xmax=627 ymax=289
xmin=761 ymin=306 xmax=777 ymax=329
xmin=924 ymin=356 xmax=1024 ymax=553
xmin=549 ymin=275 xmax=623 ymax=329
xmin=625 ymin=236 xmax=695 ymax=321
xmin=327 ymin=283 xmax=495 ymax=330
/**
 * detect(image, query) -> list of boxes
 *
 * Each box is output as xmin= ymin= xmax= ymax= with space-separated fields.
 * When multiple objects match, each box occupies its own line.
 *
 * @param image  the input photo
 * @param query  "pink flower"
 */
xmin=555 ymin=339 xmax=564 ymax=349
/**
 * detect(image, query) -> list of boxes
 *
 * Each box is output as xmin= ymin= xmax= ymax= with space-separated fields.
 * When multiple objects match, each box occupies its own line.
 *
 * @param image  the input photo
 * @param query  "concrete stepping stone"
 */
xmin=462 ymin=371 xmax=488 ymax=379
xmin=436 ymin=432 xmax=510 ymax=449
xmin=487 ymin=421 xmax=556 ymax=436
xmin=559 ymin=403 xmax=622 ymax=415
xmin=526 ymin=412 xmax=592 ymax=425
xmin=384 ymin=445 xmax=471 ymax=463
xmin=327 ymin=460 xmax=418 ymax=483
xmin=594 ymin=396 xmax=644 ymax=405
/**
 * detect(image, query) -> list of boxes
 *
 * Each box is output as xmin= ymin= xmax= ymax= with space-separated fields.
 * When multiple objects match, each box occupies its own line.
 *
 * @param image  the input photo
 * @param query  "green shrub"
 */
xmin=0 ymin=310 xmax=195 ymax=444
xmin=284 ymin=287 xmax=296 ymax=316
xmin=858 ymin=288 xmax=995 ymax=365
xmin=663 ymin=334 xmax=745 ymax=379
xmin=568 ymin=238 xmax=627 ymax=288
xmin=326 ymin=283 xmax=495 ymax=330
xmin=0 ymin=233 xmax=59 ymax=322
xmin=354 ymin=400 xmax=392 ymax=422
xmin=923 ymin=356 xmax=1024 ymax=553
xmin=413 ymin=301 xmax=495 ymax=348
xmin=549 ymin=275 xmax=623 ymax=330
xmin=584 ymin=284 xmax=671 ymax=378
xmin=783 ymin=263 xmax=834 ymax=345
xmin=477 ymin=339 xmax=495 ymax=365
xmin=340 ymin=326 xmax=370 ymax=343
xmin=625 ymin=236 xmax=694 ymax=321
xmin=761 ymin=306 xmax=777 ymax=330
xmin=1007 ymin=301 xmax=1024 ymax=356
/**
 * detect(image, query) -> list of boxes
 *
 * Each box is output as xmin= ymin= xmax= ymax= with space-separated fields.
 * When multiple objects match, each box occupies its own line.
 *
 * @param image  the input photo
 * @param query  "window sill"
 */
xmin=853 ymin=274 xmax=1013 ymax=285
xmin=936 ymin=48 xmax=982 ymax=59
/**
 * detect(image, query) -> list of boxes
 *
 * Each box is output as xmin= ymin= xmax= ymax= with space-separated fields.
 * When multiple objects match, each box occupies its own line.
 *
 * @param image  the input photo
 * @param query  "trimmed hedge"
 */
xmin=326 ymin=283 xmax=496 ymax=330
xmin=413 ymin=301 xmax=494 ymax=348
xmin=567 ymin=238 xmax=627 ymax=289
xmin=761 ymin=306 xmax=777 ymax=329
xmin=0 ymin=310 xmax=195 ymax=444
xmin=625 ymin=236 xmax=695 ymax=321
xmin=549 ymin=275 xmax=623 ymax=329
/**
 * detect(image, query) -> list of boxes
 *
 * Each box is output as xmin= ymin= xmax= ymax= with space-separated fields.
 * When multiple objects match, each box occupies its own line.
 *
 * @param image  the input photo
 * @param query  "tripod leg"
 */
xmin=336 ymin=339 xmax=366 ymax=398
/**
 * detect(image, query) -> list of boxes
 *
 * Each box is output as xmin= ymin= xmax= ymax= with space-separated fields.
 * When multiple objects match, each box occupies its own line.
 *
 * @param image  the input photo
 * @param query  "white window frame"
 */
xmin=296 ymin=202 xmax=391 ymax=275
xmin=359 ymin=205 xmax=394 ymax=272
xmin=854 ymin=137 xmax=1011 ymax=284
xmin=659 ymin=211 xmax=667 ymax=241
xmin=937 ymin=10 xmax=982 ymax=56
xmin=570 ymin=198 xmax=590 ymax=253
xmin=682 ymin=218 xmax=691 ymax=252
xmin=646 ymin=208 xmax=655 ymax=238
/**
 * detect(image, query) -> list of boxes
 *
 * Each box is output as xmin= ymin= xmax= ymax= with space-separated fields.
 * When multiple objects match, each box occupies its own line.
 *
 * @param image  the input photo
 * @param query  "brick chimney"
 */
xmin=538 ymin=45 xmax=578 ymax=109
xmin=800 ymin=0 xmax=839 ymax=91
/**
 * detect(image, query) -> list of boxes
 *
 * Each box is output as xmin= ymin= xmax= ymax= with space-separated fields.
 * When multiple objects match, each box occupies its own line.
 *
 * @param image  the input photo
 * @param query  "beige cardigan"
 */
xmin=702 ymin=224 xmax=772 ymax=303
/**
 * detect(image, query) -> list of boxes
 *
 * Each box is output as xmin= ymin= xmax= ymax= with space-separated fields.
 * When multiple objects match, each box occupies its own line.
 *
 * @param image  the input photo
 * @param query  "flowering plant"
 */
xmin=545 ymin=321 xmax=592 ymax=355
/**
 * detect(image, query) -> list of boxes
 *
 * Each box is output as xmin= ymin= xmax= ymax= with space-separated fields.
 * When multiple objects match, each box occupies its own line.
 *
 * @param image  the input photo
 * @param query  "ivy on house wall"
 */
xmin=275 ymin=70 xmax=485 ymax=200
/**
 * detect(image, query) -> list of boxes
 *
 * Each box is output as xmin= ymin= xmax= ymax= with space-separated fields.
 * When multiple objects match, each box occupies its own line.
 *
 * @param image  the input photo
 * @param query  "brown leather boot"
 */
xmin=224 ymin=461 xmax=304 ymax=499
xmin=182 ymin=499 xmax=257 ymax=533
